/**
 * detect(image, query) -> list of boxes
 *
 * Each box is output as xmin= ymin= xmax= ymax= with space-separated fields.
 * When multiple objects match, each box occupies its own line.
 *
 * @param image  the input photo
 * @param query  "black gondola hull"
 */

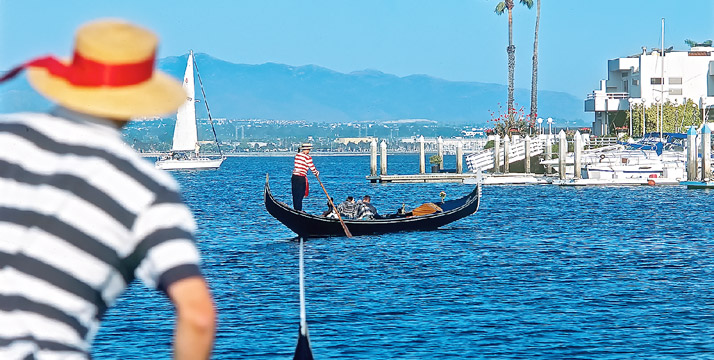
xmin=264 ymin=174 xmax=481 ymax=237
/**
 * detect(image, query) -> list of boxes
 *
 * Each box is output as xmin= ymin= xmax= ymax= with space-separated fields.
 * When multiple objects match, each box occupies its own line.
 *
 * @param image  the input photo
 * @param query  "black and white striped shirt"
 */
xmin=0 ymin=108 xmax=203 ymax=359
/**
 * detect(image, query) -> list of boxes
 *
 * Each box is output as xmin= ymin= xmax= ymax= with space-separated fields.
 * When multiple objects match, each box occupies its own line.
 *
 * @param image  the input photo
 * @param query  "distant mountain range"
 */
xmin=0 ymin=53 xmax=587 ymax=125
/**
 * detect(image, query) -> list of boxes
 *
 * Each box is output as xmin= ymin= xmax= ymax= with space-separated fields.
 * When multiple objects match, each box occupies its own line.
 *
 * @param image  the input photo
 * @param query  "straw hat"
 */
xmin=25 ymin=19 xmax=185 ymax=120
xmin=300 ymin=143 xmax=313 ymax=151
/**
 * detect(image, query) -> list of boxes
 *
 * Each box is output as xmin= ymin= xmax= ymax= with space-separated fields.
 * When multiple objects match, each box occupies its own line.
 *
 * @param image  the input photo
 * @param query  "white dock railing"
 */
xmin=465 ymin=135 xmax=547 ymax=173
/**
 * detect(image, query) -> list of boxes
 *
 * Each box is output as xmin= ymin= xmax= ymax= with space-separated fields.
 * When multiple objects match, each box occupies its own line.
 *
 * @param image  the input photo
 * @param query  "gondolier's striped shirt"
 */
xmin=292 ymin=152 xmax=318 ymax=177
xmin=0 ymin=109 xmax=203 ymax=359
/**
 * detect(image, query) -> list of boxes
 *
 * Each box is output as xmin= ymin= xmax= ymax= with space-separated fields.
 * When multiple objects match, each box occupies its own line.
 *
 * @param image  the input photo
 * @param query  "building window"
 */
xmin=651 ymin=78 xmax=663 ymax=85
xmin=623 ymin=80 xmax=628 ymax=92
xmin=622 ymin=71 xmax=629 ymax=77
xmin=632 ymin=79 xmax=640 ymax=86
xmin=669 ymin=77 xmax=682 ymax=85
xmin=669 ymin=88 xmax=682 ymax=95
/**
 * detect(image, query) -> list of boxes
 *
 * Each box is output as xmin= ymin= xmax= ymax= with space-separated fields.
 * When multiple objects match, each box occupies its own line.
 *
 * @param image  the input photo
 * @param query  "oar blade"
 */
xmin=294 ymin=236 xmax=315 ymax=359
xmin=293 ymin=326 xmax=314 ymax=360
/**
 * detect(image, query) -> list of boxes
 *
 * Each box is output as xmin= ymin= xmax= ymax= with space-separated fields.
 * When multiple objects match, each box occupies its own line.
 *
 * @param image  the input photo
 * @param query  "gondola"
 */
xmin=264 ymin=174 xmax=481 ymax=237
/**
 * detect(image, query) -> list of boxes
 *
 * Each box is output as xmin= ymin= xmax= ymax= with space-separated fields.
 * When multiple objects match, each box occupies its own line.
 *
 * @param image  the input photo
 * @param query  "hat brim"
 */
xmin=27 ymin=65 xmax=185 ymax=119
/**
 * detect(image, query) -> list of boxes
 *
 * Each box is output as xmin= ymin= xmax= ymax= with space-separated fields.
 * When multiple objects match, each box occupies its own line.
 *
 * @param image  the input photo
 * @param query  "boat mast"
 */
xmin=193 ymin=56 xmax=224 ymax=157
xmin=660 ymin=18 xmax=664 ymax=140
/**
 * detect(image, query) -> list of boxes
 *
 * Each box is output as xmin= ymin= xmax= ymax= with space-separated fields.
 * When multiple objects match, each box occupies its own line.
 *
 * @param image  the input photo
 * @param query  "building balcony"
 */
xmin=584 ymin=92 xmax=630 ymax=112
xmin=608 ymin=58 xmax=639 ymax=72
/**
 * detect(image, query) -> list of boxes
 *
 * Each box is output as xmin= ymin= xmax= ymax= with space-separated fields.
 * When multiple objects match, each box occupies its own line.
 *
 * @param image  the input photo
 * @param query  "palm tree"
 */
xmin=685 ymin=39 xmax=713 ymax=48
xmin=494 ymin=0 xmax=533 ymax=117
xmin=529 ymin=0 xmax=540 ymax=122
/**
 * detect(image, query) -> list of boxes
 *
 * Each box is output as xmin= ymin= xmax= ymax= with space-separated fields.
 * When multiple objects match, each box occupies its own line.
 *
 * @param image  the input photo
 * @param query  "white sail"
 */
xmin=156 ymin=50 xmax=224 ymax=170
xmin=172 ymin=50 xmax=198 ymax=151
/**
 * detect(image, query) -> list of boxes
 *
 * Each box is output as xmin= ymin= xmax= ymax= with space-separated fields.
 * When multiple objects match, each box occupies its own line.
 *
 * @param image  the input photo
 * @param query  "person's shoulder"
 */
xmin=0 ymin=112 xmax=56 ymax=126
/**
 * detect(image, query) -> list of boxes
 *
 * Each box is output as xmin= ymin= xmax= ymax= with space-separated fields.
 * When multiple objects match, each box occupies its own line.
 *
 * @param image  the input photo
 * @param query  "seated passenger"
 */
xmin=356 ymin=195 xmax=380 ymax=220
xmin=322 ymin=197 xmax=338 ymax=219
xmin=336 ymin=196 xmax=357 ymax=219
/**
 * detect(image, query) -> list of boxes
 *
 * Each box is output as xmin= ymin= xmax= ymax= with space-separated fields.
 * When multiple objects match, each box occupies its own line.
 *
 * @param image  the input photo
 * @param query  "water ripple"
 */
xmin=94 ymin=155 xmax=714 ymax=359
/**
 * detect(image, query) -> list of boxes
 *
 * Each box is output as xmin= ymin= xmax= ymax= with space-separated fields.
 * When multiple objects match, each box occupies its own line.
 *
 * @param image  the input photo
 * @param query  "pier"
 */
xmin=366 ymin=135 xmax=551 ymax=184
xmin=366 ymin=126 xmax=714 ymax=186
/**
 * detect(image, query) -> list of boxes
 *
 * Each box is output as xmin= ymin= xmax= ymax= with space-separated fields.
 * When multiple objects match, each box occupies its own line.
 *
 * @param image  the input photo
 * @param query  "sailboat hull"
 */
xmin=155 ymin=157 xmax=225 ymax=170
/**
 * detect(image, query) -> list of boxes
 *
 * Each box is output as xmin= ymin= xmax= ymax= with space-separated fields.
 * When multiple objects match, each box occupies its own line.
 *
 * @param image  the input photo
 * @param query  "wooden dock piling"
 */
xmin=687 ymin=126 xmax=698 ymax=181
xmin=558 ymin=130 xmax=567 ymax=180
xmin=419 ymin=135 xmax=425 ymax=174
xmin=456 ymin=142 xmax=463 ymax=174
xmin=524 ymin=136 xmax=531 ymax=174
xmin=574 ymin=131 xmax=582 ymax=179
xmin=437 ymin=136 xmax=444 ymax=170
xmin=545 ymin=135 xmax=553 ymax=174
xmin=493 ymin=134 xmax=501 ymax=173
xmin=702 ymin=125 xmax=711 ymax=180
xmin=380 ymin=140 xmax=388 ymax=175
xmin=370 ymin=139 xmax=377 ymax=176
xmin=504 ymin=135 xmax=510 ymax=174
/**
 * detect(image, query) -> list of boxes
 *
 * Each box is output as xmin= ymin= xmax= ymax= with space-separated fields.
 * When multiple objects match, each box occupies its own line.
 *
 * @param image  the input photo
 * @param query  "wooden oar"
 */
xmin=315 ymin=174 xmax=353 ymax=238
xmin=293 ymin=236 xmax=314 ymax=360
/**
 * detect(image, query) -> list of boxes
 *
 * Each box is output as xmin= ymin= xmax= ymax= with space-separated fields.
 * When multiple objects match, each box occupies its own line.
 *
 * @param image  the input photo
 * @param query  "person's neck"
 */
xmin=52 ymin=107 xmax=128 ymax=129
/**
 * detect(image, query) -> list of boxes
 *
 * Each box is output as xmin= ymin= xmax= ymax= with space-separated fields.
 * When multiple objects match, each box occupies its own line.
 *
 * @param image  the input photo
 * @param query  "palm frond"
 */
xmin=494 ymin=2 xmax=506 ymax=15
xmin=519 ymin=0 xmax=534 ymax=9
xmin=685 ymin=39 xmax=713 ymax=48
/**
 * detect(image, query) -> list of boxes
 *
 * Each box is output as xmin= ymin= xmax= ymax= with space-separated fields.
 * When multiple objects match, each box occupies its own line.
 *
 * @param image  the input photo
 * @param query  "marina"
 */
xmin=93 ymin=155 xmax=714 ymax=359
xmin=362 ymin=124 xmax=713 ymax=188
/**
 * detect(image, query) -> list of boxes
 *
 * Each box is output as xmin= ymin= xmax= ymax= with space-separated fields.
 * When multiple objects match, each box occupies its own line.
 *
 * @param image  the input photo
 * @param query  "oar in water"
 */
xmin=293 ymin=236 xmax=314 ymax=360
xmin=315 ymin=174 xmax=353 ymax=238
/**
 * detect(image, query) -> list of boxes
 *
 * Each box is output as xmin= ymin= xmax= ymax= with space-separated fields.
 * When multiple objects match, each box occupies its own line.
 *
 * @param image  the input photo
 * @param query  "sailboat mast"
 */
xmin=193 ymin=58 xmax=224 ymax=157
xmin=660 ymin=18 xmax=664 ymax=140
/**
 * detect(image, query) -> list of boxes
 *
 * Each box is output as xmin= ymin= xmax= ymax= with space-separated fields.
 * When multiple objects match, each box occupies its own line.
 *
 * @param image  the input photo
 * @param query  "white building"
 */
xmin=585 ymin=46 xmax=714 ymax=136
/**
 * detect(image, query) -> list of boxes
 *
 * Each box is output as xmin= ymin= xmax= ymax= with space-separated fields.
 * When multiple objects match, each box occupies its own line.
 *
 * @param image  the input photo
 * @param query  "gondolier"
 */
xmin=292 ymin=143 xmax=319 ymax=211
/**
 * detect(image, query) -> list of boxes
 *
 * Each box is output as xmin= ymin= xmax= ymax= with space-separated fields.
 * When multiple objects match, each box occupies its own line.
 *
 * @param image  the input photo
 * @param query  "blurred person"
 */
xmin=0 ymin=19 xmax=215 ymax=359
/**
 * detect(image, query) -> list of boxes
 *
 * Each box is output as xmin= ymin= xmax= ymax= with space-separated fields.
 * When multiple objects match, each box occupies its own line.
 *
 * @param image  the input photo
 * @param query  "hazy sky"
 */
xmin=1 ymin=0 xmax=712 ymax=103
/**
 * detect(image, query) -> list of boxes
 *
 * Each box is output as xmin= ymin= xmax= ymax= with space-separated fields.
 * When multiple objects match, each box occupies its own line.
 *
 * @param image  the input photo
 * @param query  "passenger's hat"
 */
xmin=300 ymin=143 xmax=313 ymax=151
xmin=0 ymin=19 xmax=185 ymax=120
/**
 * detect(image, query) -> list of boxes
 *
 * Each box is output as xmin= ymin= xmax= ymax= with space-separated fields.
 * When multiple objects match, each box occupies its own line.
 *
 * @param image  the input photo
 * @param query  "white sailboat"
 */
xmin=156 ymin=50 xmax=225 ymax=170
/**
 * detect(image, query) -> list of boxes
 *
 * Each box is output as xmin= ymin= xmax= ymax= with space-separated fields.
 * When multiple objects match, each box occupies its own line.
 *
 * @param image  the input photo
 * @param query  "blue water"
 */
xmin=93 ymin=155 xmax=714 ymax=359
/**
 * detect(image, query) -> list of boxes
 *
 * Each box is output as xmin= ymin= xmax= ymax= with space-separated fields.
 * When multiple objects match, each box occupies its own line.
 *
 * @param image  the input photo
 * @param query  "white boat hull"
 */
xmin=155 ymin=157 xmax=225 ymax=170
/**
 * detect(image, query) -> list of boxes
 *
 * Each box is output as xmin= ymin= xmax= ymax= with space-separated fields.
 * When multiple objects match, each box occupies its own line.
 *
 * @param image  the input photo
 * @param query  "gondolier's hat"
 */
xmin=300 ymin=143 xmax=313 ymax=151
xmin=0 ymin=19 xmax=185 ymax=120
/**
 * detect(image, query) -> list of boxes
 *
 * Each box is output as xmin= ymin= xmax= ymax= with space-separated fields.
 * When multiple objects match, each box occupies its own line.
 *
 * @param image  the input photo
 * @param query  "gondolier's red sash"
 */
xmin=304 ymin=176 xmax=309 ymax=197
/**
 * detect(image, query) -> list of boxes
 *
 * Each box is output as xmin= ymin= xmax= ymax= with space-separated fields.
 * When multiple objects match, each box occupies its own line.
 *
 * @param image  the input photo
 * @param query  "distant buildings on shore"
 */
xmin=585 ymin=45 xmax=714 ymax=136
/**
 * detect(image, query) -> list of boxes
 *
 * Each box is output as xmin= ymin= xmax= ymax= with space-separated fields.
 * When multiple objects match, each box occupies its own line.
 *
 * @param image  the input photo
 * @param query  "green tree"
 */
xmin=494 ymin=0 xmax=533 ymax=113
xmin=621 ymin=99 xmax=702 ymax=136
